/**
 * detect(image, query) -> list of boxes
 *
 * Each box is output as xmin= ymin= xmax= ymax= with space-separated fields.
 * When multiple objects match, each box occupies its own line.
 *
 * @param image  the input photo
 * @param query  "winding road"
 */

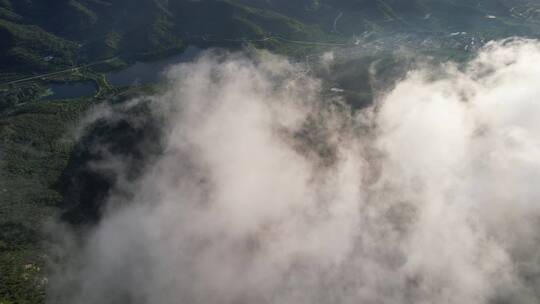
xmin=333 ymin=12 xmax=344 ymax=33
xmin=1 ymin=57 xmax=117 ymax=86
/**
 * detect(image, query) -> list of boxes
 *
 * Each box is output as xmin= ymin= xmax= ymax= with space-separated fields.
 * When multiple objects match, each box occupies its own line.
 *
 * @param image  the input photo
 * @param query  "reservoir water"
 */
xmin=44 ymin=46 xmax=202 ymax=100
xmin=44 ymin=81 xmax=96 ymax=100
xmin=106 ymin=46 xmax=201 ymax=86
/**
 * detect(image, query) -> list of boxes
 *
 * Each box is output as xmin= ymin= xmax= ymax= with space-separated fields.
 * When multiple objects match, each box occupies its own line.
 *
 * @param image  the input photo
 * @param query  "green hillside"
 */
xmin=0 ymin=0 xmax=328 ymax=75
xmin=3 ymin=0 xmax=540 ymax=76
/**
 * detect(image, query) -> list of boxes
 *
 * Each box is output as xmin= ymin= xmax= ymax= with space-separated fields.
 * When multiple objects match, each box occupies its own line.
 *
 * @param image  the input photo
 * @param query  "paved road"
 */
xmin=1 ymin=57 xmax=117 ymax=86
xmin=193 ymin=35 xmax=350 ymax=46
xmin=333 ymin=12 xmax=344 ymax=33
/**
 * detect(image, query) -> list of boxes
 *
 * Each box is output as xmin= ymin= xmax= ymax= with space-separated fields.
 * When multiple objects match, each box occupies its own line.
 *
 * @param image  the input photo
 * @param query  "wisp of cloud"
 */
xmin=48 ymin=39 xmax=540 ymax=304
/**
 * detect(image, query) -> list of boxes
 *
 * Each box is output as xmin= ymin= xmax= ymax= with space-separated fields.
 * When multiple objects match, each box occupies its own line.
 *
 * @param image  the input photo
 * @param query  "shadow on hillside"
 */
xmin=54 ymin=99 xmax=165 ymax=226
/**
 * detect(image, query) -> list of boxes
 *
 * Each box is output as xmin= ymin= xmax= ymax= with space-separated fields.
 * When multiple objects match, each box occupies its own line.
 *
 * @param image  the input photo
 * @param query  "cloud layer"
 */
xmin=48 ymin=39 xmax=540 ymax=304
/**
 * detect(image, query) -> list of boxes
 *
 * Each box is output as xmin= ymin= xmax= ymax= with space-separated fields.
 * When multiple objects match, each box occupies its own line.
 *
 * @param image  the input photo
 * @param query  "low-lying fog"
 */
xmin=48 ymin=39 xmax=540 ymax=304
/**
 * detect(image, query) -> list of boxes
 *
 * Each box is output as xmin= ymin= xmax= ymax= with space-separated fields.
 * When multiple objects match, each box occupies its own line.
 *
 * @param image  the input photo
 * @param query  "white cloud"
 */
xmin=48 ymin=40 xmax=540 ymax=304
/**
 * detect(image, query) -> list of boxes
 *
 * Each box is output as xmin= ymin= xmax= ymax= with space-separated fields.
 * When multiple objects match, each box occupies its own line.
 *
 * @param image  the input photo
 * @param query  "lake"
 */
xmin=106 ymin=46 xmax=202 ymax=87
xmin=43 ymin=81 xmax=96 ymax=100
xmin=43 ymin=46 xmax=202 ymax=100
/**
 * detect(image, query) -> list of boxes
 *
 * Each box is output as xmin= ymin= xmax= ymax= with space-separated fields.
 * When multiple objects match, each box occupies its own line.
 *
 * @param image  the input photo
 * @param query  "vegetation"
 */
xmin=2 ymin=0 xmax=538 ymax=76
xmin=0 ymin=98 xmax=93 ymax=304
xmin=0 ymin=82 xmax=161 ymax=303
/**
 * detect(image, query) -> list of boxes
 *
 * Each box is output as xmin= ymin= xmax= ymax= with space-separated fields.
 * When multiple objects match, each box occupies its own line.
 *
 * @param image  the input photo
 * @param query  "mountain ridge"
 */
xmin=2 ymin=0 xmax=540 ymax=75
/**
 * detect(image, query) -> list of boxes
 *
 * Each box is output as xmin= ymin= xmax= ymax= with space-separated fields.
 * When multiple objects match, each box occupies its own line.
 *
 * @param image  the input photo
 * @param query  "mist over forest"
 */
xmin=3 ymin=1 xmax=540 ymax=304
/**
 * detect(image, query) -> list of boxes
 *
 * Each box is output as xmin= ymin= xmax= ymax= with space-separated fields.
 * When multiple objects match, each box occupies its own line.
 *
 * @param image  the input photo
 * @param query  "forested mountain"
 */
xmin=0 ymin=0 xmax=323 ymax=72
xmin=2 ymin=0 xmax=540 ymax=73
